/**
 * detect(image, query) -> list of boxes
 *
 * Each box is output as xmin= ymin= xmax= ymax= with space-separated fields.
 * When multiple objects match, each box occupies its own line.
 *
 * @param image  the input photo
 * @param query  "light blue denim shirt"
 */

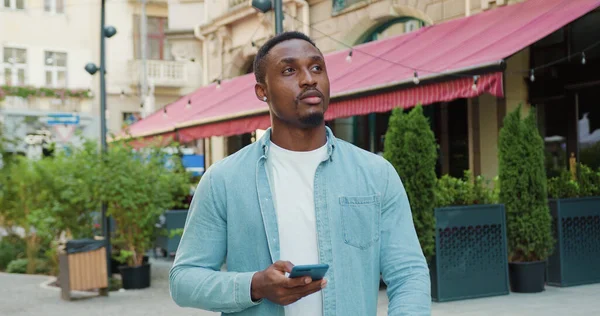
xmin=169 ymin=127 xmax=431 ymax=316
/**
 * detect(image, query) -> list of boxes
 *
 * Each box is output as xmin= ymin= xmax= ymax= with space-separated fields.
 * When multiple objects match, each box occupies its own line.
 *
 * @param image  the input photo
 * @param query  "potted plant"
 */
xmin=100 ymin=142 xmax=189 ymax=289
xmin=431 ymin=172 xmax=509 ymax=301
xmin=498 ymin=105 xmax=554 ymax=293
xmin=546 ymin=164 xmax=600 ymax=287
xmin=383 ymin=105 xmax=437 ymax=264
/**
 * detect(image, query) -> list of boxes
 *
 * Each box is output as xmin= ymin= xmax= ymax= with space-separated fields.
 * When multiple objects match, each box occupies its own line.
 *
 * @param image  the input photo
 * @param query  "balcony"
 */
xmin=129 ymin=60 xmax=190 ymax=88
xmin=0 ymin=95 xmax=92 ymax=113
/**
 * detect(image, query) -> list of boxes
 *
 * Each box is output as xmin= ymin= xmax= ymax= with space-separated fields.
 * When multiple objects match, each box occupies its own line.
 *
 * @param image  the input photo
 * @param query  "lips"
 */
xmin=298 ymin=90 xmax=323 ymax=105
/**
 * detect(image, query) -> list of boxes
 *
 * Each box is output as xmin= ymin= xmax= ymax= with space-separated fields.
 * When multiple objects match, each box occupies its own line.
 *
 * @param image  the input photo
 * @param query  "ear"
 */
xmin=255 ymin=83 xmax=267 ymax=102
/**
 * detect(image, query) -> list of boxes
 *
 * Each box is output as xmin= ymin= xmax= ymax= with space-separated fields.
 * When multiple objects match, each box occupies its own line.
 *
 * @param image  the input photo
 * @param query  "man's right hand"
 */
xmin=250 ymin=260 xmax=327 ymax=306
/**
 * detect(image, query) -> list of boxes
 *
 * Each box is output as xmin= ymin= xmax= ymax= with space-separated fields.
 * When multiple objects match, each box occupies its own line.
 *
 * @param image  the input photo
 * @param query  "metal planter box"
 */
xmin=155 ymin=210 xmax=189 ymax=257
xmin=431 ymin=204 xmax=510 ymax=302
xmin=547 ymin=197 xmax=600 ymax=287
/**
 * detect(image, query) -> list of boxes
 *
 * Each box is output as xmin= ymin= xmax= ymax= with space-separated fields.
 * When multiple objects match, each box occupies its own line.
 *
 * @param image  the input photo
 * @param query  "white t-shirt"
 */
xmin=265 ymin=140 xmax=328 ymax=316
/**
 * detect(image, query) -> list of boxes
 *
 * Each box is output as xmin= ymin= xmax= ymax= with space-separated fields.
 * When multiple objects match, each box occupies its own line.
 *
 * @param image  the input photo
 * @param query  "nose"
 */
xmin=299 ymin=68 xmax=317 ymax=87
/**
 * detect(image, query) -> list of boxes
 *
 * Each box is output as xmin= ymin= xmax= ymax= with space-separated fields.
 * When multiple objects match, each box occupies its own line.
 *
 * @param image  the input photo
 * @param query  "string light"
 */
xmin=472 ymin=75 xmax=479 ymax=91
xmin=282 ymin=11 xmax=600 ymax=82
xmin=346 ymin=49 xmax=353 ymax=63
xmin=216 ymin=79 xmax=221 ymax=89
xmin=162 ymin=107 xmax=168 ymax=119
xmin=529 ymin=69 xmax=535 ymax=82
xmin=582 ymin=52 xmax=586 ymax=65
xmin=413 ymin=71 xmax=420 ymax=85
xmin=186 ymin=99 xmax=192 ymax=109
xmin=120 ymin=90 xmax=125 ymax=99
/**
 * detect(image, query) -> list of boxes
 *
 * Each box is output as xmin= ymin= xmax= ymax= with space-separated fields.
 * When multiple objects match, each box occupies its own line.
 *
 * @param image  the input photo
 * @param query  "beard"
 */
xmin=299 ymin=112 xmax=325 ymax=128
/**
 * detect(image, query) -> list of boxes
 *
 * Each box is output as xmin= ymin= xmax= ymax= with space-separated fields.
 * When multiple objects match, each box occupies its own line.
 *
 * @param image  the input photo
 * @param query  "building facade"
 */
xmin=140 ymin=0 xmax=599 ymax=182
xmin=0 ymin=0 xmax=203 ymax=157
xmin=1 ymin=0 xmax=99 ymax=157
xmin=166 ymin=0 xmax=527 ymax=177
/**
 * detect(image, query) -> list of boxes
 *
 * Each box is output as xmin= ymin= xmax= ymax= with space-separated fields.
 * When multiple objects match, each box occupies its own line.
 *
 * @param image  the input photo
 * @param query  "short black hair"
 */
xmin=253 ymin=31 xmax=318 ymax=84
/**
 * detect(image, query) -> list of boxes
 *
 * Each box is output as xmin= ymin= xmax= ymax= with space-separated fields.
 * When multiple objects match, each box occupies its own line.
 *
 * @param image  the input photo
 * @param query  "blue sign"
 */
xmin=45 ymin=113 xmax=80 ymax=125
xmin=181 ymin=154 xmax=205 ymax=176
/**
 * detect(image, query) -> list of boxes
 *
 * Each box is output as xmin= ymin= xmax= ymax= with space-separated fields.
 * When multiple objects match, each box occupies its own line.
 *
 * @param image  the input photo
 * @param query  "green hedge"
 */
xmin=384 ymin=105 xmax=437 ymax=262
xmin=0 ymin=137 xmax=191 ymax=274
xmin=547 ymin=164 xmax=600 ymax=199
xmin=6 ymin=258 xmax=49 ymax=275
xmin=435 ymin=171 xmax=498 ymax=208
xmin=498 ymin=106 xmax=553 ymax=262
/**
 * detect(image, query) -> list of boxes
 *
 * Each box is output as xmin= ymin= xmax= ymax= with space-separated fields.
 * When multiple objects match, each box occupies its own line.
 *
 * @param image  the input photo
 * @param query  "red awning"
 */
xmin=123 ymin=0 xmax=600 ymax=142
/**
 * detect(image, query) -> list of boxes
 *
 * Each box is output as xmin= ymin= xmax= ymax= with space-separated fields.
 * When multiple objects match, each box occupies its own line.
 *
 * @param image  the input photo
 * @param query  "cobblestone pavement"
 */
xmin=1 ymin=257 xmax=599 ymax=316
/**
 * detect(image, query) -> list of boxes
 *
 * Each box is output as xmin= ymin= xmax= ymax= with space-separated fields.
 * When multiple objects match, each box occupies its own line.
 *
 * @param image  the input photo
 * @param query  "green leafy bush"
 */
xmin=0 ymin=235 xmax=26 ymax=271
xmin=499 ymin=106 xmax=553 ymax=262
xmin=6 ymin=258 xmax=49 ymax=274
xmin=548 ymin=164 xmax=600 ymax=199
xmin=384 ymin=105 xmax=437 ymax=262
xmin=0 ymin=135 xmax=191 ymax=274
xmin=435 ymin=171 xmax=497 ymax=208
xmin=100 ymin=142 xmax=190 ymax=267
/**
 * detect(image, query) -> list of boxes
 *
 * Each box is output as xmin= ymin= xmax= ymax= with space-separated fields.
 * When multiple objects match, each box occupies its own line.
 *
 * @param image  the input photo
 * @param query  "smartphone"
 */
xmin=288 ymin=264 xmax=329 ymax=281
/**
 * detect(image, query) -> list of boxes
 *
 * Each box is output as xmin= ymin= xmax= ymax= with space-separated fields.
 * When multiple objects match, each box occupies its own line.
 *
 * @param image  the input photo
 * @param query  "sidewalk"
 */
xmin=1 ymin=258 xmax=599 ymax=316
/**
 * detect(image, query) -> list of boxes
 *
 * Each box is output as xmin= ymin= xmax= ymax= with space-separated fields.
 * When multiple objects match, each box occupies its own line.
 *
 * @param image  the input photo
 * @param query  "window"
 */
xmin=122 ymin=112 xmax=142 ymax=128
xmin=3 ymin=0 xmax=24 ymax=10
xmin=332 ymin=0 xmax=365 ymax=15
xmin=2 ymin=47 xmax=27 ymax=86
xmin=577 ymin=88 xmax=600 ymax=171
xmin=44 ymin=51 xmax=67 ymax=87
xmin=133 ymin=16 xmax=172 ymax=60
xmin=44 ymin=0 xmax=63 ymax=13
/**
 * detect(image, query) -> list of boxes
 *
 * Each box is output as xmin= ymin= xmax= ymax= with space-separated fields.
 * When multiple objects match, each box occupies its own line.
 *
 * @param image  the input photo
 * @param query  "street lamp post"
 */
xmin=252 ymin=0 xmax=284 ymax=34
xmin=85 ymin=0 xmax=117 ymax=290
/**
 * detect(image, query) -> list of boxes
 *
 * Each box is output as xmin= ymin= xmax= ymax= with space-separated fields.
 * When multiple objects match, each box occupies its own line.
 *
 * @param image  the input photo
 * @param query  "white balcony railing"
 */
xmin=129 ymin=60 xmax=189 ymax=88
xmin=0 ymin=95 xmax=90 ymax=113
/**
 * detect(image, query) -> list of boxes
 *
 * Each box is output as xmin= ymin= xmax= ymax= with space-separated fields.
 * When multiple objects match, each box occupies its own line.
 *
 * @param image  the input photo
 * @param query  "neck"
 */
xmin=270 ymin=122 xmax=327 ymax=152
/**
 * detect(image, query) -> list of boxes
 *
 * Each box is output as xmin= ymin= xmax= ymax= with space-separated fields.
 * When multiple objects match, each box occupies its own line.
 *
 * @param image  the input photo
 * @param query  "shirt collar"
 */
xmin=259 ymin=126 xmax=337 ymax=160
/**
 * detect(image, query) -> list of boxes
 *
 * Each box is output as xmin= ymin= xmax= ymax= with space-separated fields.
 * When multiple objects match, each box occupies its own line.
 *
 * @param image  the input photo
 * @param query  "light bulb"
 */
xmin=346 ymin=50 xmax=353 ymax=63
xmin=472 ymin=75 xmax=479 ymax=91
xmin=413 ymin=71 xmax=420 ymax=85
xmin=186 ymin=99 xmax=191 ymax=109
xmin=582 ymin=52 xmax=586 ymax=65
xmin=530 ymin=70 xmax=535 ymax=82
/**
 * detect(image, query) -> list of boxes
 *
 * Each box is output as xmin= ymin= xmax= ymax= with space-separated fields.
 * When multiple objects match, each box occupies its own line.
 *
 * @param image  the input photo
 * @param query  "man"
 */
xmin=170 ymin=31 xmax=431 ymax=316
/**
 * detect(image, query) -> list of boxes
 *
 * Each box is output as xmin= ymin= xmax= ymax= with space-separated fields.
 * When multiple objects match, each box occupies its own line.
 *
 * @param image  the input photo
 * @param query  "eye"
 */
xmin=283 ymin=67 xmax=295 ymax=74
xmin=311 ymin=65 xmax=323 ymax=72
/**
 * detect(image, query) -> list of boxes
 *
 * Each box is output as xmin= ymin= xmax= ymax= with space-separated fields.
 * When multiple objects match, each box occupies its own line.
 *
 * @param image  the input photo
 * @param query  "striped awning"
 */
xmin=121 ymin=0 xmax=600 ymax=143
xmin=177 ymin=72 xmax=502 ymax=141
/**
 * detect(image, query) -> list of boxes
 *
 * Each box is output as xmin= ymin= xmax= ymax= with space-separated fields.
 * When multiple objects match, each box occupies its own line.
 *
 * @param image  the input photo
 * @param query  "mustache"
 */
xmin=296 ymin=88 xmax=324 ymax=101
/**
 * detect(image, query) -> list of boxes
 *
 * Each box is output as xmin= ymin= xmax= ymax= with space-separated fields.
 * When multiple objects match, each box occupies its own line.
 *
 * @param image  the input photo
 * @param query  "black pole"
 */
xmin=274 ymin=0 xmax=283 ymax=34
xmin=100 ymin=0 xmax=112 ymax=285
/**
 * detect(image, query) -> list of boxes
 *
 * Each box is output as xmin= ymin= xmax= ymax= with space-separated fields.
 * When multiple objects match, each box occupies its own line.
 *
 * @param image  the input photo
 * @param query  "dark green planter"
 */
xmin=119 ymin=263 xmax=151 ymax=289
xmin=509 ymin=261 xmax=546 ymax=293
xmin=431 ymin=204 xmax=509 ymax=302
xmin=547 ymin=197 xmax=600 ymax=287
xmin=155 ymin=210 xmax=188 ymax=257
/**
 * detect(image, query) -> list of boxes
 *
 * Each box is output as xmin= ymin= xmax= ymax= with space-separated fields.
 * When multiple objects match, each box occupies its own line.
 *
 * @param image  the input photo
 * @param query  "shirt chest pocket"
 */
xmin=339 ymin=195 xmax=381 ymax=250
